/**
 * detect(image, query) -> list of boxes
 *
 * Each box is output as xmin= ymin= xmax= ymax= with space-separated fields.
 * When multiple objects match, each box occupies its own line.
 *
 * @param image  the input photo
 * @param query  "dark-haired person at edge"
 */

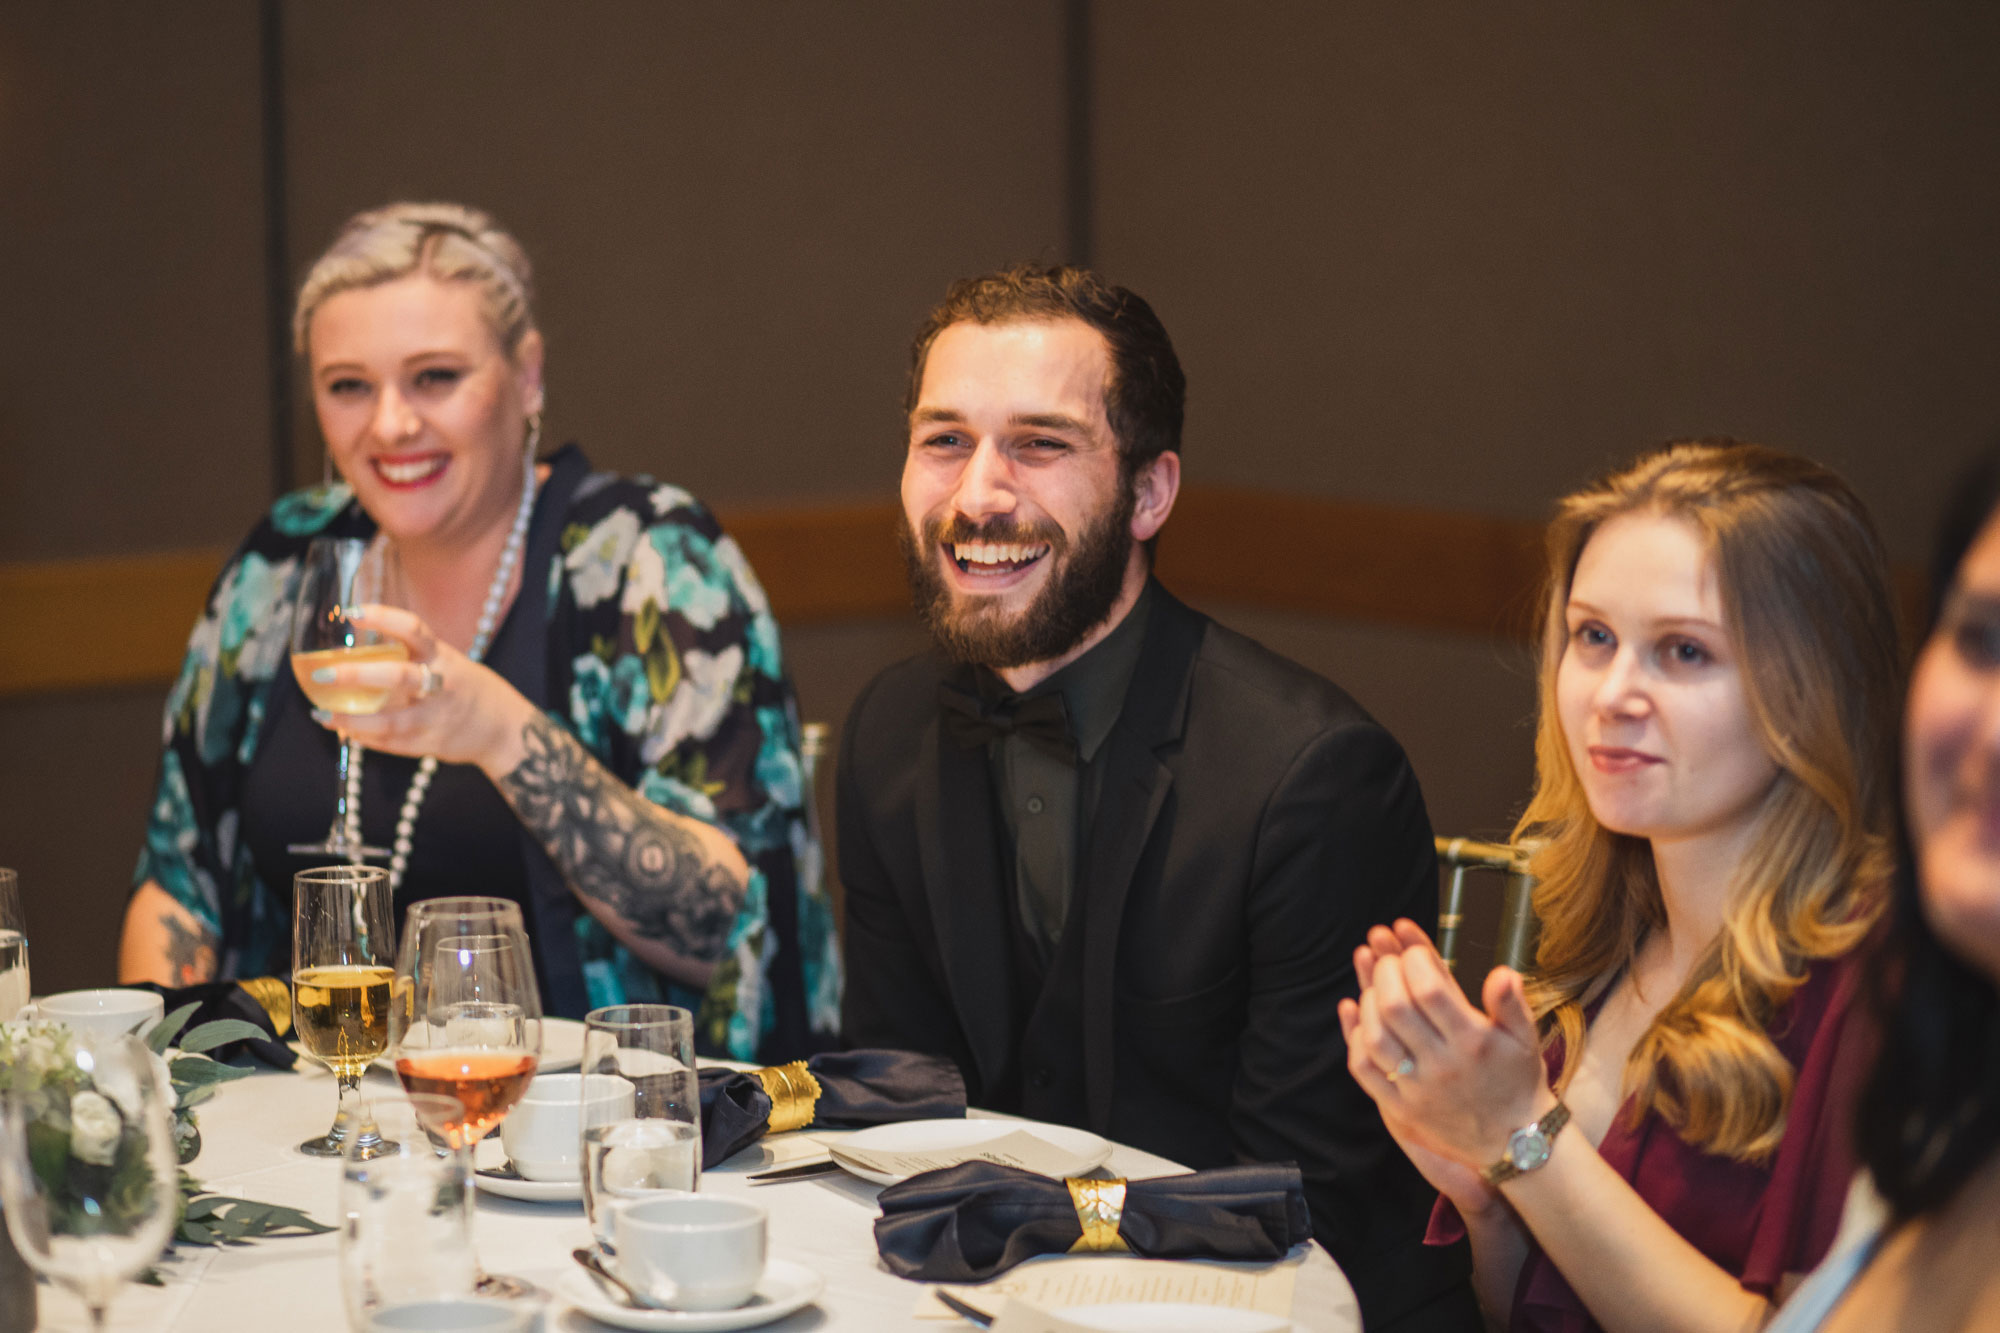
xmin=117 ymin=203 xmax=838 ymax=1060
xmin=1342 ymin=443 xmax=1905 ymax=1332
xmin=1763 ymin=448 xmax=2000 ymax=1332
xmin=837 ymin=264 xmax=1477 ymax=1330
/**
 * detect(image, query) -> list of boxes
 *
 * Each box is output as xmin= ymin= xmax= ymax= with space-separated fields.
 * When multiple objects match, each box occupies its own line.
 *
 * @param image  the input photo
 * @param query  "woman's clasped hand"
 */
xmin=1340 ymin=919 xmax=1550 ymax=1220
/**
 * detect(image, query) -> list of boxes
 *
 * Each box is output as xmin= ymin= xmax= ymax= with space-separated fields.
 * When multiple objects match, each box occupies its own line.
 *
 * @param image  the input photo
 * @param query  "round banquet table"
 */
xmin=29 ymin=1062 xmax=1361 ymax=1332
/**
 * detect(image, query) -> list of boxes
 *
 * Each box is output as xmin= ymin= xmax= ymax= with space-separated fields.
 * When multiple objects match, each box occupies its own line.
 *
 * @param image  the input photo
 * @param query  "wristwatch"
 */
xmin=1482 ymin=1100 xmax=1571 ymax=1186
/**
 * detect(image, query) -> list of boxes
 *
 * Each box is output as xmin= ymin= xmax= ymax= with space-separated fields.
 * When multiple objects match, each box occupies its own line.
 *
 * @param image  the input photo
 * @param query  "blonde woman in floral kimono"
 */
xmin=118 ymin=203 xmax=838 ymax=1061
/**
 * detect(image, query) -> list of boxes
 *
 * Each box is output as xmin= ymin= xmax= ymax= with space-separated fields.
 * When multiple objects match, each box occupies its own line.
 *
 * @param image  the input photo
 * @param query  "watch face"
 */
xmin=1507 ymin=1129 xmax=1551 ymax=1173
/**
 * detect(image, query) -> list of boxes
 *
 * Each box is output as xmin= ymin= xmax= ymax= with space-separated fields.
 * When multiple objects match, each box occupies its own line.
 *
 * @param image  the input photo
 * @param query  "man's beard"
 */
xmin=900 ymin=483 xmax=1137 ymax=671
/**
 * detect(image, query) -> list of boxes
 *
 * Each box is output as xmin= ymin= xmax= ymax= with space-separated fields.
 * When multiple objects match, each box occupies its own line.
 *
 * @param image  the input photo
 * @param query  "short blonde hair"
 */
xmin=293 ymin=202 xmax=536 ymax=357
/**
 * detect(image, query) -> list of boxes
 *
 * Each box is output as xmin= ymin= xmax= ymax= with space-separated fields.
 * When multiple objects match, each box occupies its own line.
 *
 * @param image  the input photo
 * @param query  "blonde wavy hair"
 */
xmin=1519 ymin=441 xmax=1902 ymax=1161
xmin=293 ymin=202 xmax=537 ymax=358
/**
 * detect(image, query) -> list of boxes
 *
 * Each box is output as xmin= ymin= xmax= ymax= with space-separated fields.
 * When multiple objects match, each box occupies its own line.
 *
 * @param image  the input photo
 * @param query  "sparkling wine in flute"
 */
xmin=395 ymin=1048 xmax=539 ymax=1148
xmin=293 ymin=963 xmax=395 ymax=1080
xmin=291 ymin=641 xmax=411 ymax=714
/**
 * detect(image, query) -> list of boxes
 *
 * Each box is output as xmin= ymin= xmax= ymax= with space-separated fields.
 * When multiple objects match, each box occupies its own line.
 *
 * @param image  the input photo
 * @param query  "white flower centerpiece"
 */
xmin=0 ymin=1004 xmax=330 ymax=1270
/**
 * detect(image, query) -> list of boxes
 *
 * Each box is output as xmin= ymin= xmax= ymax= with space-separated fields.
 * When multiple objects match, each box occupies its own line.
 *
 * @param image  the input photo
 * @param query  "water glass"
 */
xmin=340 ymin=1095 xmax=478 ymax=1330
xmin=0 ymin=869 xmax=27 ymax=1022
xmin=580 ymin=1004 xmax=701 ymax=1249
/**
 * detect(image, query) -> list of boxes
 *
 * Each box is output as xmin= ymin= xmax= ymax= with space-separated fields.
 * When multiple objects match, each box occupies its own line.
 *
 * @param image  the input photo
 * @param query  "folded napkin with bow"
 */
xmin=873 ymin=1160 xmax=1313 ymax=1281
xmin=698 ymin=1048 xmax=965 ymax=1170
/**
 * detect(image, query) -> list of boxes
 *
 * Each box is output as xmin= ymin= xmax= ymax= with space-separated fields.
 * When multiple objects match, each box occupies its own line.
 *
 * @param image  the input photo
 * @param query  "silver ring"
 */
xmin=416 ymin=662 xmax=439 ymax=699
xmin=1387 ymin=1056 xmax=1417 ymax=1083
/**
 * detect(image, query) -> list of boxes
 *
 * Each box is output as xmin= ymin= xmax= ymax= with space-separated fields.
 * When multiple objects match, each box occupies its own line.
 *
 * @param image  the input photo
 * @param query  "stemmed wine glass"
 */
xmin=288 ymin=536 xmax=403 ymax=859
xmin=292 ymin=865 xmax=397 ymax=1157
xmin=0 ymin=1033 xmax=180 ymax=1330
xmin=390 ymin=897 xmax=542 ymax=1298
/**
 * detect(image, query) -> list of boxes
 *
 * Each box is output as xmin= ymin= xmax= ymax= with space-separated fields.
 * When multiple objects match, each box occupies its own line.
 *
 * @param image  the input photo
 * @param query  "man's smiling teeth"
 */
xmin=952 ymin=541 xmax=1050 ymax=572
xmin=375 ymin=455 xmax=447 ymax=484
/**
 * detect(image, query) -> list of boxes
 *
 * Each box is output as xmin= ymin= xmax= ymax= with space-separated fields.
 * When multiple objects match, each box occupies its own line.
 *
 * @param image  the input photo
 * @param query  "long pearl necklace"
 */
xmin=344 ymin=440 xmax=539 ymax=893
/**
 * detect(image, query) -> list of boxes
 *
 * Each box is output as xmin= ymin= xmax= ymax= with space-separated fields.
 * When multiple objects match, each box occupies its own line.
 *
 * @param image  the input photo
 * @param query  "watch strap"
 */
xmin=1483 ymin=1099 xmax=1571 ymax=1187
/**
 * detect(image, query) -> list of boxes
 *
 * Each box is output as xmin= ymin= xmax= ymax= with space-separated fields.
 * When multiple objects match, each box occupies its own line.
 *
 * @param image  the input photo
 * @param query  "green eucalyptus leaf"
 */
xmin=148 ymin=1003 xmax=200 ymax=1054
xmin=176 ymin=1019 xmax=268 ymax=1054
xmin=168 ymin=1058 xmax=251 ymax=1088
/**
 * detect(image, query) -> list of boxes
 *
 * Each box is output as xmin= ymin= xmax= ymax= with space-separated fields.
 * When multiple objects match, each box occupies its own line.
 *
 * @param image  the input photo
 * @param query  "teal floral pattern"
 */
xmin=135 ymin=452 xmax=841 ymax=1060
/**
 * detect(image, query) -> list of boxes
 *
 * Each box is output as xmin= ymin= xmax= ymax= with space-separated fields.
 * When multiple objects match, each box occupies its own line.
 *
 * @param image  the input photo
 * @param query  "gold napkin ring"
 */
xmin=238 ymin=976 xmax=292 ymax=1038
xmin=1066 ymin=1177 xmax=1129 ymax=1253
xmin=751 ymin=1060 xmax=823 ymax=1134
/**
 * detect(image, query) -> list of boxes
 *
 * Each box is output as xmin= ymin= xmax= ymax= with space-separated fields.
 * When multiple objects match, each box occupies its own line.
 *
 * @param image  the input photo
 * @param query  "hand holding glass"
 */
xmin=288 ymin=536 xmax=403 ymax=858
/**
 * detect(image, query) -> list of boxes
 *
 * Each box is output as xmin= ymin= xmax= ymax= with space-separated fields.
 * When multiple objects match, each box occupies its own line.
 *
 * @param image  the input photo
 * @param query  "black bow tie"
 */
xmin=939 ymin=680 xmax=1077 ymax=764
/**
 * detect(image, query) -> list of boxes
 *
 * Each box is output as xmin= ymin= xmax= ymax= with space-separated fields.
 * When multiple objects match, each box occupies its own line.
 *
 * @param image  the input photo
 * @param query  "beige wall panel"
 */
xmin=1092 ymin=2 xmax=2000 ymax=561
xmin=0 ymin=3 xmax=271 ymax=560
xmin=281 ymin=0 xmax=1070 ymax=508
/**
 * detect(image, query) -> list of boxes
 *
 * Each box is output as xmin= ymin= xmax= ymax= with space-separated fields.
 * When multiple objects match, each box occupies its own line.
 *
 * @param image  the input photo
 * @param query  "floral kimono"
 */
xmin=134 ymin=445 xmax=840 ymax=1060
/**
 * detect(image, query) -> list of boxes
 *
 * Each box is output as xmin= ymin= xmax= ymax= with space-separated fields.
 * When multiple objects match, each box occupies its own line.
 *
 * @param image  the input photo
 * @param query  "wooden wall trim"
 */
xmin=1 ymin=549 xmax=231 ymax=698
xmin=0 ymin=488 xmax=1926 ymax=698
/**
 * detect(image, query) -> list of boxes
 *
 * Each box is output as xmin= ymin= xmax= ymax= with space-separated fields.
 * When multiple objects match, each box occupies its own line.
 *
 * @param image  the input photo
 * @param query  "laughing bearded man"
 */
xmin=837 ymin=265 xmax=1477 ymax=1331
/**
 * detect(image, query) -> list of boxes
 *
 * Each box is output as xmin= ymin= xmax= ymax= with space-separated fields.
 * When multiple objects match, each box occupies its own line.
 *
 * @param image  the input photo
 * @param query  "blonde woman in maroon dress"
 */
xmin=1342 ymin=442 xmax=1904 ymax=1332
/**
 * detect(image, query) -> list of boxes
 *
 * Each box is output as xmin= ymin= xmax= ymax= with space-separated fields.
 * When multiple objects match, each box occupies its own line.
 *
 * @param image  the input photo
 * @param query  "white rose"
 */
xmin=68 ymin=1090 xmax=123 ymax=1166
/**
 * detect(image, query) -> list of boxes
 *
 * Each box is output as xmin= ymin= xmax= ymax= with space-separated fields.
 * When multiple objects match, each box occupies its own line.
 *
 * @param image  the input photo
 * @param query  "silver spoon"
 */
xmin=572 ymin=1247 xmax=673 ymax=1310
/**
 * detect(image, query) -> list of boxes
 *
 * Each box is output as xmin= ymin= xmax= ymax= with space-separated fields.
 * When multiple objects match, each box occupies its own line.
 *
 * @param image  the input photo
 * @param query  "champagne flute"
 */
xmin=0 ymin=868 xmax=28 ymax=1022
xmin=293 ymin=865 xmax=397 ymax=1157
xmin=287 ymin=536 xmax=403 ymax=859
xmin=0 ymin=1032 xmax=180 ymax=1330
xmin=390 ymin=897 xmax=541 ymax=1299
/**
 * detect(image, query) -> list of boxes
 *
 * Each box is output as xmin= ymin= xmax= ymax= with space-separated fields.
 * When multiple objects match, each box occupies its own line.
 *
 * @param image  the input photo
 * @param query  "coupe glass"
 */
xmin=389 ymin=897 xmax=541 ymax=1298
xmin=293 ymin=865 xmax=398 ymax=1157
xmin=0 ymin=868 xmax=28 ymax=1022
xmin=288 ymin=536 xmax=403 ymax=859
xmin=0 ymin=1032 xmax=180 ymax=1330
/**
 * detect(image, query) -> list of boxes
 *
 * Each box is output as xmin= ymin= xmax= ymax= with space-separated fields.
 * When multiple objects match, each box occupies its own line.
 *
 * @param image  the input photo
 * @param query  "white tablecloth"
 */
xmin=31 ymin=1064 xmax=1359 ymax=1332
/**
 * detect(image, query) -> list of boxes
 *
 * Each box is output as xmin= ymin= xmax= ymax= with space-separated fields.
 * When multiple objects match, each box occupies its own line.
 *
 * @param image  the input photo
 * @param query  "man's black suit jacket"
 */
xmin=838 ymin=586 xmax=1474 ymax=1330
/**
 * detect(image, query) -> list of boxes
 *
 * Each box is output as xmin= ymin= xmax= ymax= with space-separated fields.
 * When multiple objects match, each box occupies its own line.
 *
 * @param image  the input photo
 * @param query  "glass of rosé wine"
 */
xmin=390 ymin=896 xmax=541 ymax=1299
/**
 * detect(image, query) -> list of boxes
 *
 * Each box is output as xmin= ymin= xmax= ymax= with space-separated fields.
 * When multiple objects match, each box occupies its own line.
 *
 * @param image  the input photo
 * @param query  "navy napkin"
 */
xmin=138 ymin=980 xmax=297 ymax=1069
xmin=698 ymin=1048 xmax=965 ymax=1169
xmin=873 ymin=1160 xmax=1312 ymax=1281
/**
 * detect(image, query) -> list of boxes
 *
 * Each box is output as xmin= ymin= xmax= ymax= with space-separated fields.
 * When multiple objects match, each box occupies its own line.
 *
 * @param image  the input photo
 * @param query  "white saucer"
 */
xmin=473 ymin=1165 xmax=581 ymax=1203
xmin=472 ymin=1140 xmax=581 ymax=1203
xmin=831 ymin=1119 xmax=1111 ymax=1186
xmin=1050 ymin=1304 xmax=1291 ymax=1332
xmin=560 ymin=1258 xmax=823 ymax=1330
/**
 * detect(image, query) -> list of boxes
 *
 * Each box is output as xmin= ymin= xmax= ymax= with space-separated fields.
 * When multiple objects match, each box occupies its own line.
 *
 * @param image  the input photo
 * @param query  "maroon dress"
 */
xmin=1426 ymin=952 xmax=1871 ymax=1332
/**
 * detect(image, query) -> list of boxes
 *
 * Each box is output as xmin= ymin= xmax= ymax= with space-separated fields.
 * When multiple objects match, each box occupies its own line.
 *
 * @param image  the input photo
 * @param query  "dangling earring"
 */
xmin=525 ymin=411 xmax=543 ymax=461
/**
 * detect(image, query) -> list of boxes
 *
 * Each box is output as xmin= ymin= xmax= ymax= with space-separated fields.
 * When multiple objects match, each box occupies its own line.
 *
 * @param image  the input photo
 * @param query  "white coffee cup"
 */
xmin=22 ymin=988 xmax=165 ymax=1039
xmin=498 ymin=1072 xmax=633 ymax=1182
xmin=613 ymin=1193 xmax=767 ymax=1311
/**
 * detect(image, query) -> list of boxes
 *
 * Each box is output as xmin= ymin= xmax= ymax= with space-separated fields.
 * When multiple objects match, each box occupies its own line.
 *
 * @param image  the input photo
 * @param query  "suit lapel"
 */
xmin=914 ymin=696 xmax=1018 ymax=1095
xmin=1077 ymin=587 xmax=1204 ymax=1130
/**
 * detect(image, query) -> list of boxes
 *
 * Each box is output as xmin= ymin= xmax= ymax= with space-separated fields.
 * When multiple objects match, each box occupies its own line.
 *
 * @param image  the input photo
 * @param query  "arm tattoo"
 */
xmin=161 ymin=911 xmax=217 ymax=987
xmin=498 ymin=713 xmax=744 ymax=961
